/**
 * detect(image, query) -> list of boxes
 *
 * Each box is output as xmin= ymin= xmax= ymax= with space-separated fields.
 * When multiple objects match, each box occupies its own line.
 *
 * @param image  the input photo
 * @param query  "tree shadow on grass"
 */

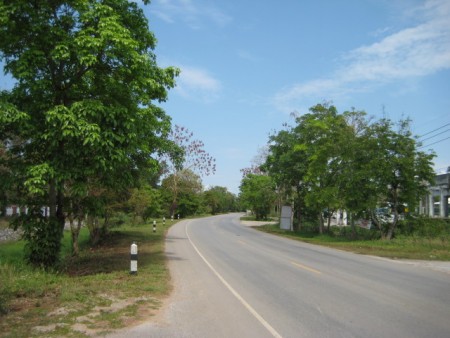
xmin=61 ymin=229 xmax=166 ymax=277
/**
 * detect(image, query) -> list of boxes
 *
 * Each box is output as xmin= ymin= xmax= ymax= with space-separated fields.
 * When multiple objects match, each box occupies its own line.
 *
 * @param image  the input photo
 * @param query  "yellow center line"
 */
xmin=291 ymin=261 xmax=322 ymax=275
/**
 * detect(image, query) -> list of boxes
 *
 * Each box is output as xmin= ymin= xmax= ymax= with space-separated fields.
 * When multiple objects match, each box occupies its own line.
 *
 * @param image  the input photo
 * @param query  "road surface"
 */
xmin=110 ymin=213 xmax=450 ymax=337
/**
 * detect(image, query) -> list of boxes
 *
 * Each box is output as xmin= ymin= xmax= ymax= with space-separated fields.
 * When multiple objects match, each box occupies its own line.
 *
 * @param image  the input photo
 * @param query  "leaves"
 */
xmin=261 ymin=103 xmax=436 ymax=238
xmin=239 ymin=174 xmax=276 ymax=220
xmin=0 ymin=0 xmax=180 ymax=266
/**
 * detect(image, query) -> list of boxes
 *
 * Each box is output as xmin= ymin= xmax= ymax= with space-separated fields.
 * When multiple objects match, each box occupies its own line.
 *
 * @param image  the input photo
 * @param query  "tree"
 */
xmin=265 ymin=103 xmax=351 ymax=231
xmin=291 ymin=103 xmax=351 ymax=233
xmin=239 ymin=174 xmax=276 ymax=220
xmin=0 ymin=0 xmax=178 ymax=266
xmin=159 ymin=125 xmax=215 ymax=216
xmin=263 ymin=103 xmax=435 ymax=240
xmin=161 ymin=169 xmax=203 ymax=218
xmin=362 ymin=118 xmax=435 ymax=239
xmin=128 ymin=185 xmax=162 ymax=223
xmin=337 ymin=109 xmax=374 ymax=237
xmin=265 ymin=128 xmax=307 ymax=229
xmin=203 ymin=186 xmax=236 ymax=215
xmin=240 ymin=146 xmax=269 ymax=177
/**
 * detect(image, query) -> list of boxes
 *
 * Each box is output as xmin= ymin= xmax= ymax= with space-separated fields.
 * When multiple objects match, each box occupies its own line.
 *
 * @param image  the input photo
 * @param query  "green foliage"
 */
xmin=203 ymin=186 xmax=237 ymax=215
xmin=15 ymin=213 xmax=63 ymax=268
xmin=129 ymin=185 xmax=162 ymax=222
xmin=0 ymin=0 xmax=180 ymax=266
xmin=260 ymin=103 xmax=436 ymax=239
xmin=161 ymin=169 xmax=203 ymax=217
xmin=158 ymin=125 xmax=216 ymax=217
xmin=240 ymin=174 xmax=276 ymax=220
xmin=396 ymin=216 xmax=450 ymax=238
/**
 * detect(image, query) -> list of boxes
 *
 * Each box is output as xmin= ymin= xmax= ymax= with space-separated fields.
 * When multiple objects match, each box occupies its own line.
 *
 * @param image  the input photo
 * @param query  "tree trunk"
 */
xmin=350 ymin=213 xmax=356 ymax=239
xmin=370 ymin=210 xmax=383 ymax=238
xmin=326 ymin=210 xmax=333 ymax=233
xmin=49 ymin=179 xmax=57 ymax=218
xmin=318 ymin=212 xmax=324 ymax=234
xmin=69 ymin=215 xmax=82 ymax=256
xmin=58 ymin=192 xmax=65 ymax=228
xmin=385 ymin=209 xmax=399 ymax=240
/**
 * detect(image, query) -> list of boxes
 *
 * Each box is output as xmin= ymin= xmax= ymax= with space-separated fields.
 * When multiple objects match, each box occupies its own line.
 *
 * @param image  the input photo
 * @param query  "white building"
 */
xmin=419 ymin=173 xmax=450 ymax=218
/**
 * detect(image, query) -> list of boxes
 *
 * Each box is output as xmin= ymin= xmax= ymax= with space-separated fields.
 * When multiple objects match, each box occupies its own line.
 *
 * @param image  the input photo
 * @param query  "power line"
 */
xmin=419 ymin=136 xmax=450 ymax=149
xmin=418 ymin=122 xmax=450 ymax=138
xmin=420 ymin=128 xmax=450 ymax=142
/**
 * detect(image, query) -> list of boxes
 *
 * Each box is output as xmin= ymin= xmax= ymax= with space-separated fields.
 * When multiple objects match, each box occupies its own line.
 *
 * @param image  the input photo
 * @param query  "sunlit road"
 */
xmin=111 ymin=213 xmax=450 ymax=337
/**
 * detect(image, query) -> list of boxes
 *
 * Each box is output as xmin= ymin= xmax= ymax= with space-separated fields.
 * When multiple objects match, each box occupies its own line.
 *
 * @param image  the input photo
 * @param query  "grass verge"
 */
xmin=255 ymin=223 xmax=450 ymax=261
xmin=0 ymin=219 xmax=174 ymax=337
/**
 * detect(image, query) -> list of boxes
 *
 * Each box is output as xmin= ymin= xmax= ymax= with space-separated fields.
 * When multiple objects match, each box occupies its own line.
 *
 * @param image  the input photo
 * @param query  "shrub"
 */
xmin=397 ymin=216 xmax=450 ymax=239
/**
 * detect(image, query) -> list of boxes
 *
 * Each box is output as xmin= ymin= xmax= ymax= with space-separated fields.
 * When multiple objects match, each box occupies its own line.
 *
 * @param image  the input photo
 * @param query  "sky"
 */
xmin=142 ymin=0 xmax=450 ymax=194
xmin=1 ymin=0 xmax=449 ymax=195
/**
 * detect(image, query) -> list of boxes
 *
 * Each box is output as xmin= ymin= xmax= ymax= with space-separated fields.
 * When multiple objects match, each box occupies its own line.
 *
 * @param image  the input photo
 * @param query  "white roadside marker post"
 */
xmin=153 ymin=220 xmax=156 ymax=233
xmin=130 ymin=242 xmax=138 ymax=275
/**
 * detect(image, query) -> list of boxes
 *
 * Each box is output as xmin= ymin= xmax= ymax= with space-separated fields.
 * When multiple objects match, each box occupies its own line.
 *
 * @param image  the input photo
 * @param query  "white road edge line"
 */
xmin=185 ymin=221 xmax=283 ymax=338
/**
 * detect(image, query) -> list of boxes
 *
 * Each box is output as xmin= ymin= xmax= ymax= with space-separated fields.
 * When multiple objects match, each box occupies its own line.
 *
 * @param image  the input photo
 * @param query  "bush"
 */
xmin=14 ymin=215 xmax=63 ymax=268
xmin=397 ymin=216 xmax=450 ymax=239
xmin=109 ymin=212 xmax=131 ymax=228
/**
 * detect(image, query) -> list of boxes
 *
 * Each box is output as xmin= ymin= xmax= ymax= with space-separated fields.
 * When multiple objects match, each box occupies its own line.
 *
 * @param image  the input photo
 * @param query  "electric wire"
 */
xmin=418 ymin=122 xmax=450 ymax=138
xmin=416 ymin=120 xmax=450 ymax=149
xmin=420 ymin=128 xmax=450 ymax=142
xmin=419 ymin=136 xmax=450 ymax=149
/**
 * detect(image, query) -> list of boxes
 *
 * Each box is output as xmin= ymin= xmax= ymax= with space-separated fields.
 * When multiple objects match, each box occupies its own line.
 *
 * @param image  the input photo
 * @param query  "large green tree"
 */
xmin=239 ymin=174 xmax=276 ymax=220
xmin=159 ymin=125 xmax=215 ymax=216
xmin=263 ymin=103 xmax=435 ymax=239
xmin=362 ymin=118 xmax=435 ymax=239
xmin=161 ymin=169 xmax=203 ymax=218
xmin=292 ymin=104 xmax=351 ymax=233
xmin=265 ymin=128 xmax=307 ymax=229
xmin=203 ymin=186 xmax=236 ymax=215
xmin=0 ymin=0 xmax=178 ymax=266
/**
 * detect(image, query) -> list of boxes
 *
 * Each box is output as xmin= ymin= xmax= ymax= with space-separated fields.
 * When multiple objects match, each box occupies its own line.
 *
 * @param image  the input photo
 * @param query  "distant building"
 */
xmin=418 ymin=172 xmax=450 ymax=218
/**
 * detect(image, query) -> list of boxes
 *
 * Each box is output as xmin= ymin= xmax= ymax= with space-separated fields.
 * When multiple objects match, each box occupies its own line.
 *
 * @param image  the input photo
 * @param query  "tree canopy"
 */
xmin=0 ymin=0 xmax=179 ymax=266
xmin=239 ymin=174 xmax=276 ymax=220
xmin=250 ymin=103 xmax=436 ymax=239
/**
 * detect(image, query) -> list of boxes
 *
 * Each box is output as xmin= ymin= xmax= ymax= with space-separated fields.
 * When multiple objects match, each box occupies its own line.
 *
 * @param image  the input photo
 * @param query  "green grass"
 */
xmin=255 ymin=223 xmax=450 ymax=261
xmin=0 ymin=219 xmax=174 ymax=337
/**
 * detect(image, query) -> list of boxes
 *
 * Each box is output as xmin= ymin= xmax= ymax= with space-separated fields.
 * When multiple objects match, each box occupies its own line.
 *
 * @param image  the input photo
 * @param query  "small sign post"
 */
xmin=280 ymin=206 xmax=293 ymax=231
xmin=130 ymin=242 xmax=138 ymax=275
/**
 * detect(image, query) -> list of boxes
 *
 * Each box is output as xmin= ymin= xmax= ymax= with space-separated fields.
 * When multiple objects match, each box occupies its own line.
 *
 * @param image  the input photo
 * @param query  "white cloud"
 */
xmin=273 ymin=0 xmax=450 ymax=113
xmin=175 ymin=65 xmax=222 ymax=102
xmin=150 ymin=0 xmax=232 ymax=29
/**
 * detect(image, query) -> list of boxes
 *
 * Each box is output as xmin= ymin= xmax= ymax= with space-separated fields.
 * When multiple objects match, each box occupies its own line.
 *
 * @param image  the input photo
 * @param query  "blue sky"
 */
xmin=1 ymin=0 xmax=449 ymax=195
xmin=143 ymin=0 xmax=450 ymax=194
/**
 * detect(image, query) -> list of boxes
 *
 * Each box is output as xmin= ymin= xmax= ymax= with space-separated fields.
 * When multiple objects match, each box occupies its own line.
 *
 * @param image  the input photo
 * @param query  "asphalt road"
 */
xmin=110 ymin=213 xmax=450 ymax=338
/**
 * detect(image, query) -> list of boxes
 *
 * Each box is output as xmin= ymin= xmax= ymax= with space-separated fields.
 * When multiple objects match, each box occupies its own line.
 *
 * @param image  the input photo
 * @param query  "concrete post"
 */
xmin=440 ymin=188 xmax=446 ymax=217
xmin=130 ymin=242 xmax=138 ymax=275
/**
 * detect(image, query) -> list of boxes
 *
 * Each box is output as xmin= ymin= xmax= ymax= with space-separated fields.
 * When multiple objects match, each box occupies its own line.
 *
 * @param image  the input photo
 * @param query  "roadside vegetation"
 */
xmin=250 ymin=216 xmax=450 ymax=260
xmin=240 ymin=103 xmax=438 ymax=242
xmin=0 ymin=217 xmax=172 ymax=337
